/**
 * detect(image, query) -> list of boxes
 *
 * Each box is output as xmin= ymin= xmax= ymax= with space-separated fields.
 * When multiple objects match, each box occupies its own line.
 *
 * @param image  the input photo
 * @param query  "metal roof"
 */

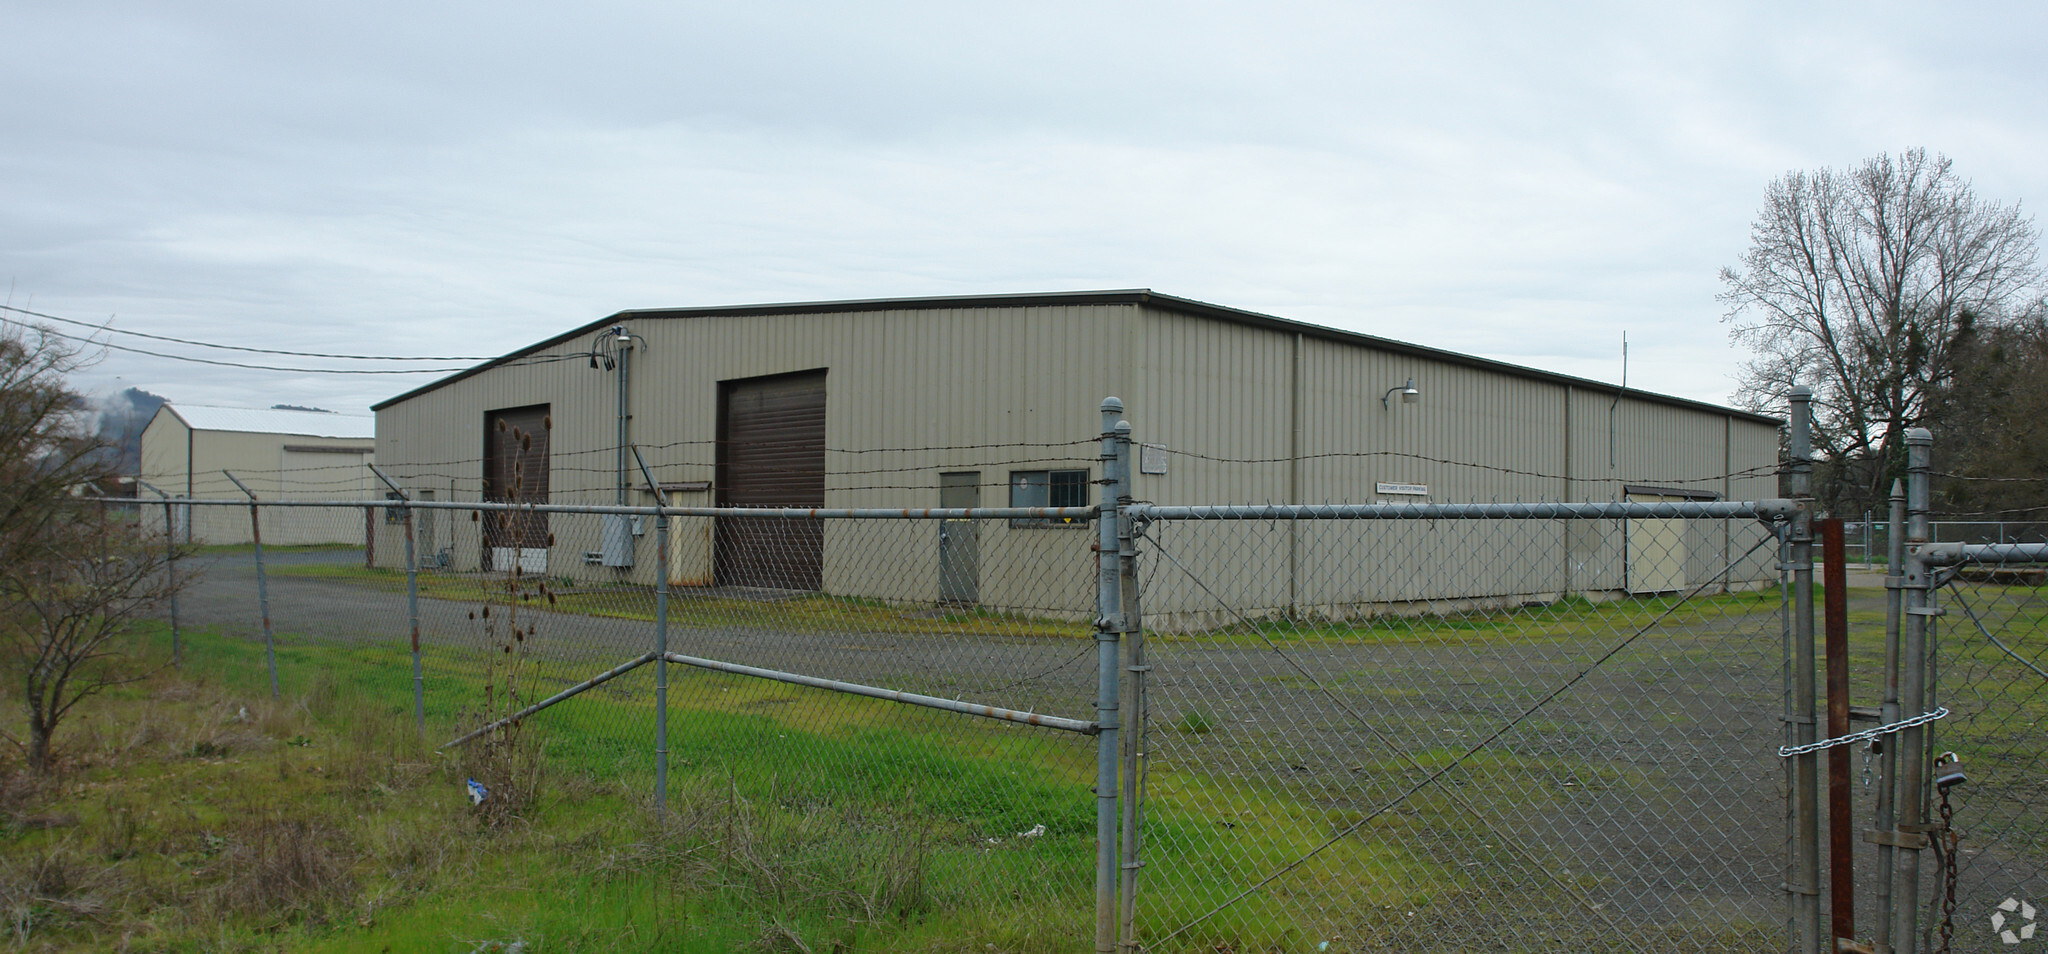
xmin=163 ymin=404 xmax=376 ymax=440
xmin=371 ymin=289 xmax=1780 ymax=425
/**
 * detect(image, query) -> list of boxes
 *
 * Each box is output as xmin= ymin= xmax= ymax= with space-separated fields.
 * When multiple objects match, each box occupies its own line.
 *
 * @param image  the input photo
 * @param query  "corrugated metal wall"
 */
xmin=374 ymin=304 xmax=1128 ymax=613
xmin=373 ymin=301 xmax=1781 ymax=622
xmin=140 ymin=414 xmax=375 ymax=546
xmin=1123 ymin=308 xmax=1781 ymax=621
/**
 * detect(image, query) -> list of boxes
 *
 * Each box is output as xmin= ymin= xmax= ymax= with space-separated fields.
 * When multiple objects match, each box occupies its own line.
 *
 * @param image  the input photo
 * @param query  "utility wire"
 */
xmin=0 ymin=315 xmax=470 ymax=375
xmin=0 ymin=303 xmax=489 ymax=361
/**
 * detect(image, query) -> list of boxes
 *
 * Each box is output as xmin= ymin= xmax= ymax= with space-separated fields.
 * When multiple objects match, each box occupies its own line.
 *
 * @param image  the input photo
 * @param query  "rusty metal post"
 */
xmin=1821 ymin=518 xmax=1856 ymax=947
xmin=223 ymin=470 xmax=278 ymax=699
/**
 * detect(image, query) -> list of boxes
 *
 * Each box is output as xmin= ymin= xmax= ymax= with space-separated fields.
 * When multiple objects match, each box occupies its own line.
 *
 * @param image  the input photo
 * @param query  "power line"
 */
xmin=0 ymin=303 xmax=489 ymax=361
xmin=0 ymin=314 xmax=470 ymax=375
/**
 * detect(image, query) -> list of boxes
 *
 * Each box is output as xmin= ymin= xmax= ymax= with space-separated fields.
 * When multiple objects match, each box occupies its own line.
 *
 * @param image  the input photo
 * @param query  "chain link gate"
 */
xmin=1115 ymin=496 xmax=1794 ymax=952
xmin=1916 ymin=537 xmax=2048 ymax=953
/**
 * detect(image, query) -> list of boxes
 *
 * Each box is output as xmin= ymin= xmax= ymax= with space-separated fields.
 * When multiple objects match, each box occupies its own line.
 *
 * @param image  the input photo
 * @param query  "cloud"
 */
xmin=2 ymin=2 xmax=2043 ymax=414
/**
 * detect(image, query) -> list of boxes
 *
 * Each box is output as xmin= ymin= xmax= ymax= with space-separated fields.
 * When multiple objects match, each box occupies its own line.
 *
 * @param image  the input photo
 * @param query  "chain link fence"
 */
xmin=139 ymin=493 xmax=1111 ymax=931
xmin=152 ymin=402 xmax=2048 ymax=952
xmin=1123 ymin=503 xmax=1790 ymax=952
xmin=1923 ymin=530 xmax=2048 ymax=952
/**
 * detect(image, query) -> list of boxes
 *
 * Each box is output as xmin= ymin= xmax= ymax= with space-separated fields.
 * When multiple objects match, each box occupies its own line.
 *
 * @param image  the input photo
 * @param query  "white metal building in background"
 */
xmin=139 ymin=404 xmax=377 ymax=545
xmin=369 ymin=290 xmax=1781 ymax=621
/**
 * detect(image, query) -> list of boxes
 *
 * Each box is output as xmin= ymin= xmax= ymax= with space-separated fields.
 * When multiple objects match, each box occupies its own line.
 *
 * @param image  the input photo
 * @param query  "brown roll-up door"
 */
xmin=716 ymin=371 xmax=826 ymax=590
xmin=482 ymin=404 xmax=550 ymax=569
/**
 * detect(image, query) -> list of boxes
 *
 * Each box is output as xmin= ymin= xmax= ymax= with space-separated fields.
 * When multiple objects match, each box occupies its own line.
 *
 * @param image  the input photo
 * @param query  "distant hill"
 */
xmin=95 ymin=387 xmax=166 ymax=475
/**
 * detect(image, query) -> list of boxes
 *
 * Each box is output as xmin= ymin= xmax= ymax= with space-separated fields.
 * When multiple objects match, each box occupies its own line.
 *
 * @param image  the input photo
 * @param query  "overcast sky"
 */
xmin=4 ymin=2 xmax=2044 ymax=417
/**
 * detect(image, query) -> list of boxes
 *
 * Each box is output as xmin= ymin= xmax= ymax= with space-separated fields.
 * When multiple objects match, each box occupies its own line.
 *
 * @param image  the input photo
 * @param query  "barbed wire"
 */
xmin=150 ymin=439 xmax=1769 ymax=495
xmin=1153 ymin=444 xmax=1781 ymax=487
xmin=1932 ymin=472 xmax=2048 ymax=484
xmin=144 ymin=436 xmax=1102 ymax=480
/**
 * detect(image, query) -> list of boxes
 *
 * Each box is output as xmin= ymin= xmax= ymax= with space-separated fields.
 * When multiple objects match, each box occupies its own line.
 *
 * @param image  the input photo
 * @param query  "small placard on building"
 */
xmin=1139 ymin=443 xmax=1169 ymax=475
xmin=1376 ymin=481 xmax=1429 ymax=497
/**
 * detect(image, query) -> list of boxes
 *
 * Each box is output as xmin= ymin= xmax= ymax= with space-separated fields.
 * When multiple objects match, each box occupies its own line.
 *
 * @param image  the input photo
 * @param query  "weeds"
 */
xmin=1174 ymin=708 xmax=1216 ymax=735
xmin=210 ymin=813 xmax=359 ymax=925
xmin=0 ymin=842 xmax=115 ymax=944
xmin=453 ymin=462 xmax=554 ymax=830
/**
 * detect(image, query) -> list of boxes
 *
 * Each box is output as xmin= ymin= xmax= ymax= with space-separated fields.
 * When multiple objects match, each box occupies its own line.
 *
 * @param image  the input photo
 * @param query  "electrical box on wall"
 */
xmin=600 ymin=513 xmax=635 ymax=567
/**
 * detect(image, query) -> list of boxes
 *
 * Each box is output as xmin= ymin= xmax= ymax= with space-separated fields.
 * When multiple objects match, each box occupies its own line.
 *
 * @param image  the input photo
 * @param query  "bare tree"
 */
xmin=1720 ymin=149 xmax=2042 ymax=512
xmin=0 ymin=320 xmax=182 ymax=773
xmin=0 ymin=323 xmax=109 ymax=554
xmin=2 ymin=510 xmax=180 ymax=772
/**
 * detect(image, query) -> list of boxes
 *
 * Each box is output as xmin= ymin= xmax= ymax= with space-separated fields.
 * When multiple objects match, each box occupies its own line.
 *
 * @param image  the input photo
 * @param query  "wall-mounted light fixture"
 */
xmin=1381 ymin=378 xmax=1420 ymax=409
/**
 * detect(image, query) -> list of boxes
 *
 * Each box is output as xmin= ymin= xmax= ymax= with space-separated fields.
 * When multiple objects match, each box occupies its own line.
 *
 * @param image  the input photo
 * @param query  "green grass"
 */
xmin=268 ymin=563 xmax=1093 ymax=639
xmin=196 ymin=541 xmax=366 ymax=556
xmin=12 ymin=578 xmax=2036 ymax=951
xmin=1168 ymin=586 xmax=1799 ymax=650
xmin=0 ymin=625 xmax=1107 ymax=951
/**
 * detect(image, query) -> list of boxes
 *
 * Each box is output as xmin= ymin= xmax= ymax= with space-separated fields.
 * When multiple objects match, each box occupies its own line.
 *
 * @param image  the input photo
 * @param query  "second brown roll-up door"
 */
xmin=716 ymin=370 xmax=826 ymax=590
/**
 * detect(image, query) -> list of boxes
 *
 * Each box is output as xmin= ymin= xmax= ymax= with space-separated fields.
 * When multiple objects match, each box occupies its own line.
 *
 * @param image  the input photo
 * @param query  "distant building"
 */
xmin=368 ymin=290 xmax=1781 ymax=618
xmin=139 ymin=404 xmax=376 ymax=545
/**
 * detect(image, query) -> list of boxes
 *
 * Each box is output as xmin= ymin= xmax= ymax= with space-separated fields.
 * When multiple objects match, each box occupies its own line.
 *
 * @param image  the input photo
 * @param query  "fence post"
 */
xmin=1116 ymin=417 xmax=1147 ymax=950
xmin=632 ymin=446 xmax=671 ymax=816
xmin=1872 ymin=479 xmax=1906 ymax=953
xmin=223 ymin=470 xmax=278 ymax=699
xmin=371 ymin=466 xmax=425 ymax=735
xmin=1787 ymin=386 xmax=1822 ymax=954
xmin=1093 ymin=397 xmax=1128 ymax=954
xmin=140 ymin=481 xmax=182 ymax=669
xmin=1891 ymin=429 xmax=1936 ymax=954
xmin=653 ymin=503 xmax=669 ymax=814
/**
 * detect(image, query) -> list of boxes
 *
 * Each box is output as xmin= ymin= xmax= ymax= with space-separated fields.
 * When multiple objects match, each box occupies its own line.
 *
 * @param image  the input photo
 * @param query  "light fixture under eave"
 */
xmin=1381 ymin=378 xmax=1420 ymax=409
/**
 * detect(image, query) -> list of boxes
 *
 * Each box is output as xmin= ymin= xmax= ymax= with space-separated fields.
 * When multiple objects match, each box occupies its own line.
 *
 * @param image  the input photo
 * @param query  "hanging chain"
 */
xmin=1933 ymin=784 xmax=1962 ymax=954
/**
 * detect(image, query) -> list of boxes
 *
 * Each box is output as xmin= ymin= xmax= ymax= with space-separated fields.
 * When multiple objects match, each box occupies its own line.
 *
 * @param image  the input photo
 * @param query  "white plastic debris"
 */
xmin=466 ymin=778 xmax=489 ymax=805
xmin=1015 ymin=823 xmax=1046 ymax=839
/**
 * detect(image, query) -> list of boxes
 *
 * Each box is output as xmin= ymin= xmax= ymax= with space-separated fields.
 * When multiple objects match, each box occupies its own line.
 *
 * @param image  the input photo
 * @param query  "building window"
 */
xmin=1010 ymin=469 xmax=1090 ymax=527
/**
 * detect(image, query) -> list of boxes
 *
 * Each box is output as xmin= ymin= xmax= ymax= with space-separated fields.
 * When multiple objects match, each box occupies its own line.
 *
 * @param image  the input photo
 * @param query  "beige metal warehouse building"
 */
xmin=369 ymin=290 xmax=1781 ymax=620
xmin=139 ymin=404 xmax=378 ymax=545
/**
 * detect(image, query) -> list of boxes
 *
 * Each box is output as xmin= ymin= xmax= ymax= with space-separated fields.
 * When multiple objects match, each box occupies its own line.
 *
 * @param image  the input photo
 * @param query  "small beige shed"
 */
xmin=139 ymin=404 xmax=377 ymax=545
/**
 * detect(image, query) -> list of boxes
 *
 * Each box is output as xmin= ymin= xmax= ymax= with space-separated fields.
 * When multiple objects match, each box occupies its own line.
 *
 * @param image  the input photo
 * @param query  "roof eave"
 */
xmin=371 ymin=289 xmax=1781 ymax=426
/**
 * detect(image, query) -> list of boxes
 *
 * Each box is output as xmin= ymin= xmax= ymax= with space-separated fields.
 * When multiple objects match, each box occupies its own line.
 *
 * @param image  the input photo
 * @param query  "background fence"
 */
xmin=105 ymin=405 xmax=2048 ymax=953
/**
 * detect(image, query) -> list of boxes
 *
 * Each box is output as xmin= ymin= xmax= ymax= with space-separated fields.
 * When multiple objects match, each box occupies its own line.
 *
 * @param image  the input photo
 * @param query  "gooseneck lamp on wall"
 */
xmin=1381 ymin=378 xmax=1420 ymax=409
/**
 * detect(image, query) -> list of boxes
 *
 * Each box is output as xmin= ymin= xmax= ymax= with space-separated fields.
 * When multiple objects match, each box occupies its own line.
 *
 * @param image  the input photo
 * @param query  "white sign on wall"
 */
xmin=1140 ymin=443 xmax=1169 ymax=475
xmin=1376 ymin=482 xmax=1429 ymax=497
